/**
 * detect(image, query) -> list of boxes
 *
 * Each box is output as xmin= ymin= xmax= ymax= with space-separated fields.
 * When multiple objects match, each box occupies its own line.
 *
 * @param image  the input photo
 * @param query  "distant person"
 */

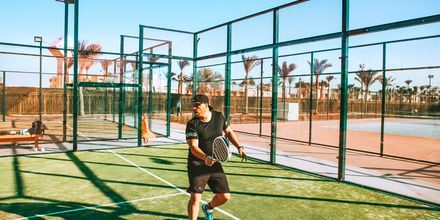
xmin=185 ymin=94 xmax=247 ymax=220
xmin=176 ymin=98 xmax=182 ymax=116
xmin=141 ymin=114 xmax=156 ymax=143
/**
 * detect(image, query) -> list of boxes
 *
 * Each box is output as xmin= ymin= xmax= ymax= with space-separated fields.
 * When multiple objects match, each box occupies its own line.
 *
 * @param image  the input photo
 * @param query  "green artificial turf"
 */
xmin=0 ymin=144 xmax=438 ymax=219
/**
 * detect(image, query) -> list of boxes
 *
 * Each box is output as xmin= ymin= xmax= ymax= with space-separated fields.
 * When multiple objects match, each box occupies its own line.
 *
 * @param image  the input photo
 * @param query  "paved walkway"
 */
xmin=166 ymin=127 xmax=440 ymax=205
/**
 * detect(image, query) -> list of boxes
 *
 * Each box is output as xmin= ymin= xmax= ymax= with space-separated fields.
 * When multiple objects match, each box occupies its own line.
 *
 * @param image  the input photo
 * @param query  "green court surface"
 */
xmin=0 ymin=144 xmax=438 ymax=219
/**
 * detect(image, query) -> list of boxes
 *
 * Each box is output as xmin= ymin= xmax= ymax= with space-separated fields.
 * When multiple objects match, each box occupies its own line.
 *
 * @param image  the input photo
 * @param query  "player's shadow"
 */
xmin=4 ymin=150 xmax=188 ymax=219
xmin=151 ymin=157 xmax=174 ymax=165
xmin=0 ymin=200 xmax=188 ymax=219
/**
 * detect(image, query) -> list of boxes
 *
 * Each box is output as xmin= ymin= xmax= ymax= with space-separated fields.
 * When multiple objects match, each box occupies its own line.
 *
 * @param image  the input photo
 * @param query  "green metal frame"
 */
xmin=224 ymin=23 xmax=232 ymax=121
xmin=38 ymin=41 xmax=42 ymax=122
xmin=2 ymin=71 xmax=5 ymax=122
xmin=380 ymin=43 xmax=387 ymax=156
xmin=137 ymin=26 xmax=144 ymax=146
xmin=166 ymin=43 xmax=172 ymax=137
xmin=193 ymin=34 xmax=198 ymax=96
xmin=259 ymin=59 xmax=264 ymax=136
xmin=270 ymin=9 xmax=279 ymax=163
xmin=309 ymin=53 xmax=314 ymax=145
xmin=338 ymin=0 xmax=349 ymax=181
xmin=0 ymin=0 xmax=437 ymax=207
xmin=118 ymin=35 xmax=125 ymax=139
xmin=72 ymin=0 xmax=79 ymax=151
xmin=62 ymin=1 xmax=69 ymax=142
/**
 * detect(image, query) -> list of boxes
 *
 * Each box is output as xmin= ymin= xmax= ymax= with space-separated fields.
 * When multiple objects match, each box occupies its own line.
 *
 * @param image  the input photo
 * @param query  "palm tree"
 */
xmin=176 ymin=60 xmax=190 ymax=94
xmin=278 ymin=61 xmax=296 ymax=121
xmin=241 ymin=55 xmax=261 ymax=113
xmin=319 ymin=80 xmax=328 ymax=101
xmin=287 ymin=77 xmax=295 ymax=97
xmin=405 ymin=80 xmax=412 ymax=89
xmin=326 ymin=76 xmax=334 ymax=99
xmin=308 ymin=58 xmax=332 ymax=114
xmin=188 ymin=68 xmax=223 ymax=94
xmin=77 ymin=41 xmax=102 ymax=115
xmin=378 ymin=75 xmax=395 ymax=101
xmin=326 ymin=76 xmax=334 ymax=119
xmin=347 ymin=84 xmax=355 ymax=100
xmin=355 ymin=65 xmax=380 ymax=115
xmin=295 ymin=78 xmax=303 ymax=102
xmin=83 ymin=44 xmax=102 ymax=80
xmin=78 ymin=41 xmax=88 ymax=81
xmin=185 ymin=80 xmax=193 ymax=94
xmin=64 ymin=57 xmax=74 ymax=83
xmin=100 ymin=60 xmax=113 ymax=82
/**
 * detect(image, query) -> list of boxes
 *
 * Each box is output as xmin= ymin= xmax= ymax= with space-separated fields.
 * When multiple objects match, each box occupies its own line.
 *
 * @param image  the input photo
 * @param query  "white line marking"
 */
xmin=16 ymin=192 xmax=185 ymax=220
xmin=110 ymin=150 xmax=240 ymax=220
xmin=60 ymin=121 xmax=91 ymax=140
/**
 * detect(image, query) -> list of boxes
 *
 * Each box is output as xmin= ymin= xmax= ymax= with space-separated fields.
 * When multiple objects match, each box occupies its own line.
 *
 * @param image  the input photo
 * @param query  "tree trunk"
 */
xmin=282 ymin=81 xmax=286 ymax=121
xmin=244 ymin=73 xmax=249 ymax=114
xmin=79 ymin=87 xmax=85 ymax=115
xmin=314 ymin=75 xmax=319 ymax=114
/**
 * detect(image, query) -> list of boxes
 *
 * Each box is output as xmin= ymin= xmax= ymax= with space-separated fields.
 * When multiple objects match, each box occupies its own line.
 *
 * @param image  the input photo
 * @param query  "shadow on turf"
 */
xmin=0 ymin=200 xmax=188 ymax=219
xmin=11 ymin=149 xmax=24 ymax=198
xmin=3 ymin=151 xmax=189 ymax=219
xmin=6 ymin=150 xmax=437 ymax=217
xmin=228 ymin=190 xmax=438 ymax=211
xmin=23 ymin=153 xmax=330 ymax=182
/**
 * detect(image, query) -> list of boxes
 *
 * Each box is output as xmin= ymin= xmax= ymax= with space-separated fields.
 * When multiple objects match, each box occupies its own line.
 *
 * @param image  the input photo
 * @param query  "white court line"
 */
xmin=109 ymin=150 xmax=240 ymax=220
xmin=16 ymin=192 xmax=185 ymax=220
xmin=59 ymin=121 xmax=92 ymax=140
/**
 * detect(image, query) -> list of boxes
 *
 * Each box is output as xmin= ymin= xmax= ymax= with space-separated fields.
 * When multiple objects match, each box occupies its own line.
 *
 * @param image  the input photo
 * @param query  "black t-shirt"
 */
xmin=185 ymin=111 xmax=228 ymax=163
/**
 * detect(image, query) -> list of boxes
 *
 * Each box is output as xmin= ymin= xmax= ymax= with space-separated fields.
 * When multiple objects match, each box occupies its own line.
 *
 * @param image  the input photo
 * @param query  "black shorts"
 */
xmin=187 ymin=161 xmax=230 ymax=194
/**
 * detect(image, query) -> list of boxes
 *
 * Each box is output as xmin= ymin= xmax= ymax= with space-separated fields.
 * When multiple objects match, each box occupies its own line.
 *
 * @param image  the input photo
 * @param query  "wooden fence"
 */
xmin=0 ymin=87 xmax=438 ymax=118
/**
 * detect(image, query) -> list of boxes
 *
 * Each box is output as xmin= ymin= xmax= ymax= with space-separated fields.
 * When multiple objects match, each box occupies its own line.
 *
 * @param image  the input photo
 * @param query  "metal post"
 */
xmin=259 ymin=59 xmax=264 ymax=136
xmin=118 ymin=35 xmax=124 ymax=139
xmin=193 ymin=34 xmax=198 ymax=96
xmin=113 ymin=60 xmax=116 ymax=122
xmin=72 ymin=0 xmax=79 ymax=151
xmin=148 ymin=49 xmax=153 ymax=128
xmin=428 ymin=74 xmax=433 ymax=107
xmin=380 ymin=43 xmax=386 ymax=156
xmin=112 ymin=87 xmax=116 ymax=122
xmin=225 ymin=23 xmax=232 ymax=122
xmin=309 ymin=52 xmax=314 ymax=145
xmin=104 ymin=88 xmax=108 ymax=120
xmin=166 ymin=42 xmax=172 ymax=137
xmin=2 ymin=71 xmax=5 ymax=122
xmin=137 ymin=27 xmax=144 ymax=146
xmin=338 ymin=0 xmax=349 ymax=181
xmin=270 ymin=9 xmax=279 ymax=164
xmin=133 ymin=54 xmax=138 ymax=127
xmin=62 ymin=1 xmax=68 ymax=142
xmin=39 ymin=40 xmax=43 ymax=121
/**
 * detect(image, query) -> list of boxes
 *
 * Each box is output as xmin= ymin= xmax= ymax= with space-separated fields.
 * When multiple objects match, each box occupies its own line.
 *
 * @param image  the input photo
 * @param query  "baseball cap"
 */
xmin=191 ymin=94 xmax=209 ymax=104
xmin=191 ymin=94 xmax=214 ymax=110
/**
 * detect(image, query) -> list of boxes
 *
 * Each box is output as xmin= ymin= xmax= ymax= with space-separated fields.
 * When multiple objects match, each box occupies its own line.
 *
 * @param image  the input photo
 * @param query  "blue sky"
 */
xmin=0 ymin=0 xmax=439 ymax=89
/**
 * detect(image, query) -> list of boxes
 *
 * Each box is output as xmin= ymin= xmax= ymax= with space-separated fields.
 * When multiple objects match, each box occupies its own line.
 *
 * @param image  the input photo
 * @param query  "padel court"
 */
xmin=1 ymin=0 xmax=440 ymax=218
xmin=1 ymin=144 xmax=438 ymax=219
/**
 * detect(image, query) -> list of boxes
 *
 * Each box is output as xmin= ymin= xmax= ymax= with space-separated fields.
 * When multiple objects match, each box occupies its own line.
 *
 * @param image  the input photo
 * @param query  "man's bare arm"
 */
xmin=224 ymin=126 xmax=240 ymax=148
xmin=187 ymin=139 xmax=205 ymax=160
xmin=224 ymin=126 xmax=248 ymax=161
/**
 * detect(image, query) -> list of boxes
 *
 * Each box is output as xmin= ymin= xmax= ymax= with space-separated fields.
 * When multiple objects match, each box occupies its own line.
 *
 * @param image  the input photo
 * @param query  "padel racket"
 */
xmin=210 ymin=136 xmax=232 ymax=162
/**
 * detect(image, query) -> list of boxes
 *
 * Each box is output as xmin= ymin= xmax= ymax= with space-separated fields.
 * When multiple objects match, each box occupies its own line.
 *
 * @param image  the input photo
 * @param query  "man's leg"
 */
xmin=188 ymin=192 xmax=202 ymax=220
xmin=208 ymin=193 xmax=230 ymax=208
